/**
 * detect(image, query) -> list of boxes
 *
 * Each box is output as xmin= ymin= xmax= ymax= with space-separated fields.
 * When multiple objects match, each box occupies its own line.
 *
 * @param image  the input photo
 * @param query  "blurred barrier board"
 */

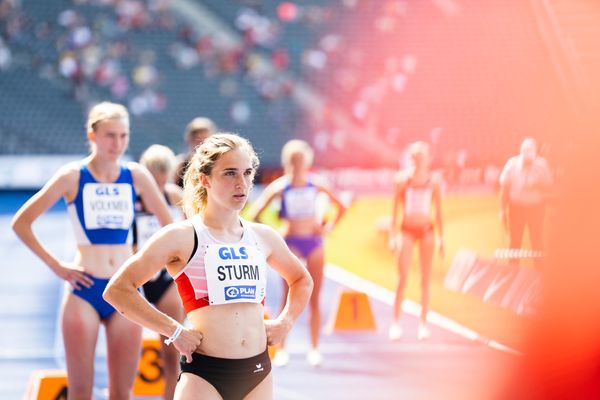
xmin=483 ymin=266 xmax=521 ymax=305
xmin=444 ymin=249 xmax=478 ymax=291
xmin=445 ymin=250 xmax=541 ymax=316
xmin=499 ymin=268 xmax=542 ymax=317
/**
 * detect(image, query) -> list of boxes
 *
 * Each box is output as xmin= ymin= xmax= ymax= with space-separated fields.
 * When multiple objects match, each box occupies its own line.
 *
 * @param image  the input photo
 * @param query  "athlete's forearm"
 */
xmin=104 ymin=272 xmax=180 ymax=338
xmin=330 ymin=205 xmax=346 ymax=228
xmin=279 ymin=274 xmax=313 ymax=325
xmin=247 ymin=200 xmax=268 ymax=222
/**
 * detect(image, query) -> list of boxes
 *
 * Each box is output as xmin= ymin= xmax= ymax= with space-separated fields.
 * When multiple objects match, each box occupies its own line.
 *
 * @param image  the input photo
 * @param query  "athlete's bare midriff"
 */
xmin=283 ymin=217 xmax=322 ymax=237
xmin=401 ymin=213 xmax=433 ymax=229
xmin=399 ymin=175 xmax=435 ymax=230
xmin=75 ymin=244 xmax=133 ymax=278
xmin=187 ymin=302 xmax=267 ymax=359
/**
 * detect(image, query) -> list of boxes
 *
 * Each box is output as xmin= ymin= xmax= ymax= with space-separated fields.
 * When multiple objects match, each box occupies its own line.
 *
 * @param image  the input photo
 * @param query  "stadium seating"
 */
xmin=0 ymin=0 xmax=584 ymax=169
xmin=0 ymin=0 xmax=303 ymax=165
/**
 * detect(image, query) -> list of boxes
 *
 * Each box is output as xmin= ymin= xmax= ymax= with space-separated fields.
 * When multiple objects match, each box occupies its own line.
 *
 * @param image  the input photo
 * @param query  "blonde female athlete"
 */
xmin=104 ymin=133 xmax=313 ymax=400
xmin=248 ymin=139 xmax=347 ymax=367
xmin=389 ymin=141 xmax=444 ymax=341
xmin=11 ymin=102 xmax=172 ymax=399
xmin=134 ymin=144 xmax=186 ymax=400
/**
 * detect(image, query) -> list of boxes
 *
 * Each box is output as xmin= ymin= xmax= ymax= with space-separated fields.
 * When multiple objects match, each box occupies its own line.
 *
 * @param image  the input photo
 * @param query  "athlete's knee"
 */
xmin=395 ymin=281 xmax=407 ymax=294
xmin=420 ymin=272 xmax=431 ymax=289
xmin=108 ymin=384 xmax=132 ymax=400
xmin=398 ymin=269 xmax=409 ymax=283
xmin=309 ymin=297 xmax=320 ymax=311
xmin=67 ymin=381 xmax=93 ymax=400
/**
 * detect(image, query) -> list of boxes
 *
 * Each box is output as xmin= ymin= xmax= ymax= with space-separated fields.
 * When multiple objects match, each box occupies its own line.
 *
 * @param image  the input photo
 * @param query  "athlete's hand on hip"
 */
xmin=174 ymin=329 xmax=203 ymax=363
xmin=54 ymin=263 xmax=94 ymax=290
xmin=264 ymin=317 xmax=292 ymax=346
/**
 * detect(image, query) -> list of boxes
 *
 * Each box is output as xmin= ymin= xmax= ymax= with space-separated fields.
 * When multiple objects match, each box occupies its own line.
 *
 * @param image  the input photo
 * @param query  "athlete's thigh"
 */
xmin=175 ymin=372 xmax=222 ymax=400
xmin=398 ymin=234 xmax=415 ymax=273
xmin=244 ymin=372 xmax=273 ymax=400
xmin=61 ymin=291 xmax=101 ymax=390
xmin=418 ymin=232 xmax=435 ymax=277
xmin=104 ymin=312 xmax=143 ymax=388
xmin=306 ymin=246 xmax=325 ymax=295
xmin=61 ymin=290 xmax=101 ymax=344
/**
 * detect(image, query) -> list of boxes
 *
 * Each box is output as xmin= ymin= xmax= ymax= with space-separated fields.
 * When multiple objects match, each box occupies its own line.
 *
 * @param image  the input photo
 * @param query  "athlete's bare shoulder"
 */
xmin=430 ymin=169 xmax=444 ymax=187
xmin=258 ymin=176 xmax=287 ymax=200
xmin=125 ymin=160 xmax=144 ymax=174
xmin=244 ymin=219 xmax=273 ymax=236
xmin=151 ymin=219 xmax=195 ymax=252
xmin=308 ymin=172 xmax=330 ymax=188
xmin=395 ymin=168 xmax=413 ymax=186
xmin=165 ymin=182 xmax=182 ymax=195
xmin=57 ymin=160 xmax=82 ymax=175
xmin=268 ymin=176 xmax=289 ymax=192
xmin=164 ymin=182 xmax=183 ymax=203
xmin=162 ymin=219 xmax=194 ymax=237
xmin=38 ymin=161 xmax=83 ymax=202
xmin=126 ymin=161 xmax=159 ymax=195
xmin=53 ymin=161 xmax=82 ymax=186
xmin=244 ymin=219 xmax=280 ymax=251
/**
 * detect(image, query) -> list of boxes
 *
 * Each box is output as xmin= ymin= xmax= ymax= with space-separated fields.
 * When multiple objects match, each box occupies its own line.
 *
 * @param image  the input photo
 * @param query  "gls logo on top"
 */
xmin=218 ymin=246 xmax=248 ymax=260
xmin=225 ymin=285 xmax=256 ymax=300
xmin=95 ymin=186 xmax=121 ymax=196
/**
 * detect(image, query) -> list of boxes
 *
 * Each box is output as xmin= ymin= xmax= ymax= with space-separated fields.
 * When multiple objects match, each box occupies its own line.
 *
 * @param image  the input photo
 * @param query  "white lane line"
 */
xmin=0 ymin=348 xmax=56 ymax=360
xmin=324 ymin=263 xmax=521 ymax=356
xmin=283 ymin=341 xmax=498 ymax=354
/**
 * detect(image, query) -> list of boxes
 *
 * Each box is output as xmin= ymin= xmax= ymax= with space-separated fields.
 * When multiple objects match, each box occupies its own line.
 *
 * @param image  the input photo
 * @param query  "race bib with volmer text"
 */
xmin=83 ymin=183 xmax=134 ymax=230
xmin=204 ymin=244 xmax=267 ymax=305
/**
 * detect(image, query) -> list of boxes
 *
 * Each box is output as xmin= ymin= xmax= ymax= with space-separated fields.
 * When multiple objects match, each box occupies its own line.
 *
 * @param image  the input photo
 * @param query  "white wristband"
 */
xmin=164 ymin=323 xmax=183 ymax=346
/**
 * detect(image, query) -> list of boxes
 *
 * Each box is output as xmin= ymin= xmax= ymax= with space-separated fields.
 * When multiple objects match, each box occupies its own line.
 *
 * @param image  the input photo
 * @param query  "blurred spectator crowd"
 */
xmin=1 ymin=0 xmax=560 ymax=174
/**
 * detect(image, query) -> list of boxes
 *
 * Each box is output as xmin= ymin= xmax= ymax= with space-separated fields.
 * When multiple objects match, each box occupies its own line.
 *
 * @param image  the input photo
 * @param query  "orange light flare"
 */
xmin=500 ymin=120 xmax=600 ymax=398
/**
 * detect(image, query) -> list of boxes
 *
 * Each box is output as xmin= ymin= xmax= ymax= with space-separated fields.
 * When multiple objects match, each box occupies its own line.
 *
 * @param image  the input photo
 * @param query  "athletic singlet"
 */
xmin=279 ymin=180 xmax=318 ymax=220
xmin=403 ymin=178 xmax=433 ymax=217
xmin=173 ymin=216 xmax=268 ymax=314
xmin=67 ymin=163 xmax=135 ymax=245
